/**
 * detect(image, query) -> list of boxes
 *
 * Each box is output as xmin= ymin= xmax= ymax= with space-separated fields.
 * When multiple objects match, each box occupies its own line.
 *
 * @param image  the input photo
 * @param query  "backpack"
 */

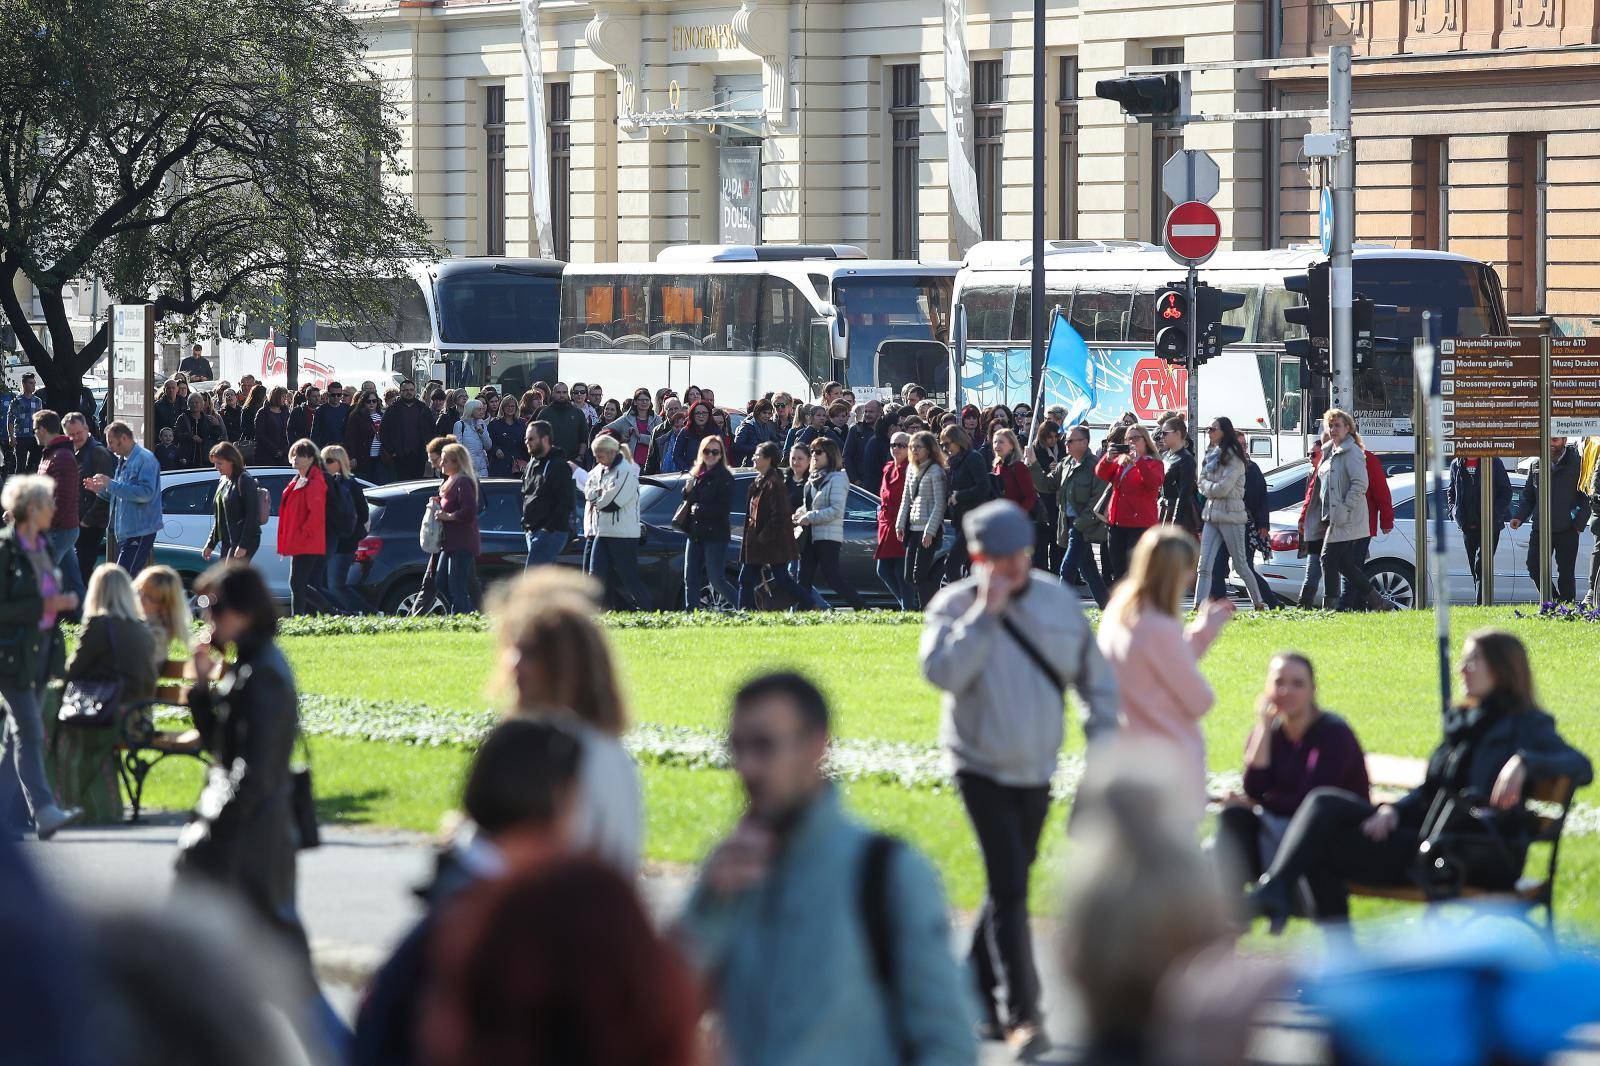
xmin=256 ymin=486 xmax=271 ymax=526
xmin=859 ymin=833 xmax=910 ymax=1063
xmin=325 ymin=476 xmax=356 ymax=539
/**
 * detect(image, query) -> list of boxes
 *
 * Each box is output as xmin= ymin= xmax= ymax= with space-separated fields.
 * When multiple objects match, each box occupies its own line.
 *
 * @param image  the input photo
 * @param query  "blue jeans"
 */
xmin=737 ymin=562 xmax=814 ymax=610
xmin=45 ymin=528 xmax=84 ymax=603
xmin=324 ymin=551 xmax=367 ymax=614
xmin=876 ymin=557 xmax=908 ymax=609
xmin=443 ymin=550 xmax=479 ymax=613
xmin=113 ymin=532 xmax=155 ymax=575
xmin=1060 ymin=525 xmax=1108 ymax=608
xmin=588 ymin=536 xmax=653 ymax=611
xmin=525 ymin=530 xmax=569 ymax=569
xmin=683 ymin=539 xmax=736 ymax=609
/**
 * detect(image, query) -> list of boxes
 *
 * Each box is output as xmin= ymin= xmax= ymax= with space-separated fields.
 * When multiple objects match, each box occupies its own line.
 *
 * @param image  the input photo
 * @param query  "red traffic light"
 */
xmin=1159 ymin=292 xmax=1185 ymax=320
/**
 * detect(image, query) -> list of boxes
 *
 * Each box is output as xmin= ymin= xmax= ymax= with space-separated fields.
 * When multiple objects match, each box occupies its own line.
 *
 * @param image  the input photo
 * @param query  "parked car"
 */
xmin=1249 ymin=471 xmax=1592 ymax=607
xmin=351 ymin=470 xmax=945 ymax=614
xmin=1261 ymin=452 xmax=1416 ymax=515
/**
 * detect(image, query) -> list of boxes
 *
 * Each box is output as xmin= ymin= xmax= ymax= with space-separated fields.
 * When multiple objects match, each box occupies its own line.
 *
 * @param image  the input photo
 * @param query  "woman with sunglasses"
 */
xmin=1194 ymin=415 xmax=1267 ymax=610
xmin=679 ymin=435 xmax=738 ymax=610
xmin=344 ymin=390 xmax=386 ymax=482
xmin=793 ymin=437 xmax=867 ymax=610
xmin=1094 ymin=423 xmax=1165 ymax=585
xmin=1157 ymin=416 xmax=1202 ymax=540
xmin=738 ymin=441 xmax=814 ymax=610
xmin=873 ymin=430 xmax=913 ymax=608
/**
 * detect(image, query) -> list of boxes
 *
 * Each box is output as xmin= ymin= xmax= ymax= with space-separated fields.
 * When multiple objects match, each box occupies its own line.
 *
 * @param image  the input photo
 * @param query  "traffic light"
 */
xmin=1353 ymin=294 xmax=1374 ymax=371
xmin=1283 ymin=262 xmax=1331 ymax=378
xmin=1153 ymin=283 xmax=1188 ymax=366
xmin=1194 ymin=284 xmax=1246 ymax=365
xmin=1094 ymin=74 xmax=1181 ymax=118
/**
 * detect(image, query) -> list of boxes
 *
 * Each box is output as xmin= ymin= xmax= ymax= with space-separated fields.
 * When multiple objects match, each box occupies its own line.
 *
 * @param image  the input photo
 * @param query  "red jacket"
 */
xmin=876 ymin=460 xmax=907 ymax=560
xmin=277 ymin=466 xmax=327 ymax=556
xmin=1094 ymin=453 xmax=1164 ymax=528
xmin=994 ymin=458 xmax=1038 ymax=515
xmin=40 ymin=436 xmax=79 ymax=531
xmin=1364 ymin=450 xmax=1394 ymax=537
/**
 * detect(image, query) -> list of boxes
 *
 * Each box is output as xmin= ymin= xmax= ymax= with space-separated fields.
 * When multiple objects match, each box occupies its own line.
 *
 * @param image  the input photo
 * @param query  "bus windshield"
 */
xmin=435 ymin=269 xmax=561 ymax=345
xmin=832 ymin=276 xmax=953 ymax=390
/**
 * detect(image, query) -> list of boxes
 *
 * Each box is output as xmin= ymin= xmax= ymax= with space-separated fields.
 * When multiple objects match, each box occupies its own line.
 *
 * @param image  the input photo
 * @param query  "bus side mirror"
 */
xmin=829 ymin=314 xmax=848 ymax=364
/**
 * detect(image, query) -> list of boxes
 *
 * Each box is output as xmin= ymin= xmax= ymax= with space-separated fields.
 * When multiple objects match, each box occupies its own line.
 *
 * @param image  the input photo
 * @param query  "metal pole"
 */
xmin=1412 ymin=362 xmax=1427 ymax=609
xmin=1480 ymin=457 xmax=1495 ymax=605
xmin=1328 ymin=44 xmax=1355 ymax=412
xmin=1029 ymin=0 xmax=1046 ymax=404
xmin=1186 ymin=265 xmax=1199 ymax=433
xmin=1426 ymin=343 xmax=1450 ymax=715
xmin=1539 ymin=333 xmax=1553 ymax=603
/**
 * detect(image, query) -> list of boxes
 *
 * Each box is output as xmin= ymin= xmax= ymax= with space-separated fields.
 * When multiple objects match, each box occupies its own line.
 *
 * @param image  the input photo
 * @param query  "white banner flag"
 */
xmin=521 ymin=0 xmax=555 ymax=259
xmin=943 ymin=0 xmax=982 ymax=255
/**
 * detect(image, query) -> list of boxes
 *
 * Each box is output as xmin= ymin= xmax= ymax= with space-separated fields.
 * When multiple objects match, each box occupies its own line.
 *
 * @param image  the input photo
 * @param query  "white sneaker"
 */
xmin=35 ymin=805 xmax=83 ymax=841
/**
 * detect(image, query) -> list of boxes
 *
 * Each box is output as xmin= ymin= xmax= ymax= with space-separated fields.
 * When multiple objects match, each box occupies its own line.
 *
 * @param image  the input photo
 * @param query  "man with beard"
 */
xmin=379 ymin=380 xmax=433 ymax=481
xmin=541 ymin=382 xmax=592 ymax=468
xmin=520 ymin=420 xmax=575 ymax=569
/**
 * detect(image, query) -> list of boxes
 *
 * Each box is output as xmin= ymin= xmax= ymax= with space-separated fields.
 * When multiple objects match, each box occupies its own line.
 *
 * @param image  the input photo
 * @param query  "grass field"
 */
xmin=137 ymin=607 xmax=1599 ymax=929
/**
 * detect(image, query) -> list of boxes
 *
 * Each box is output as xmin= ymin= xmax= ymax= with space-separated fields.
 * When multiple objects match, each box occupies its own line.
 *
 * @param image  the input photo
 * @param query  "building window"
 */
xmin=1513 ymin=134 xmax=1548 ymax=315
xmin=1057 ymin=56 xmax=1078 ymax=240
xmin=973 ymin=59 xmax=1004 ymax=240
xmin=1416 ymin=136 xmax=1449 ymax=251
xmin=1148 ymin=47 xmax=1184 ymax=243
xmin=549 ymin=83 xmax=571 ymax=262
xmin=890 ymin=65 xmax=921 ymax=259
xmin=484 ymin=85 xmax=506 ymax=256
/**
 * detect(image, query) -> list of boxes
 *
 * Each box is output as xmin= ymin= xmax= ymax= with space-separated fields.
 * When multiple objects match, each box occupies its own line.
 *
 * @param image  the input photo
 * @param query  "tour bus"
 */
xmin=217 ymin=257 xmax=564 ymax=395
xmin=557 ymin=245 xmax=958 ymax=409
xmin=953 ymin=241 xmax=1508 ymax=465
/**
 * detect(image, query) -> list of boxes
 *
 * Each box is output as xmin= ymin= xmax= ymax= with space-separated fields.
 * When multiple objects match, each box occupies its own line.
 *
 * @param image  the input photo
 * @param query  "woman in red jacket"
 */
xmin=875 ymin=430 xmax=912 ymax=608
xmin=1094 ymin=423 xmax=1165 ymax=584
xmin=990 ymin=428 xmax=1038 ymax=516
xmin=278 ymin=438 xmax=332 ymax=616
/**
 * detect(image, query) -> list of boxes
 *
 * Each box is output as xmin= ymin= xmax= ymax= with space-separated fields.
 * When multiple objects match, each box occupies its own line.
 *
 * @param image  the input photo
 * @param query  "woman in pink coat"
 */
xmin=1095 ymin=525 xmax=1235 ymax=805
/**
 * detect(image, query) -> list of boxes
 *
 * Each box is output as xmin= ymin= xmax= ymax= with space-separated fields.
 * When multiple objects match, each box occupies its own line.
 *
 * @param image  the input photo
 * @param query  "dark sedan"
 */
xmin=351 ymin=471 xmax=937 ymax=613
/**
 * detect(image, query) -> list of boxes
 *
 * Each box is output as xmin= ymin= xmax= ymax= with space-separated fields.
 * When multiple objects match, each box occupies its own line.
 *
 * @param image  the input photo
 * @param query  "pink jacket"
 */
xmin=1095 ymin=606 xmax=1227 ymax=801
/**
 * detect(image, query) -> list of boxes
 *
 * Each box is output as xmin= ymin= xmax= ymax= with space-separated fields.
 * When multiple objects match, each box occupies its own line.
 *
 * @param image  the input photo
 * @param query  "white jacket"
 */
xmin=584 ymin=456 xmax=641 ymax=539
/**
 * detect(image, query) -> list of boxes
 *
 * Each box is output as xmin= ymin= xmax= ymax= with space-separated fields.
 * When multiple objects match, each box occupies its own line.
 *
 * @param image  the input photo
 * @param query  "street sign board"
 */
xmin=1162 ymin=149 xmax=1220 ymax=207
xmin=1319 ymin=188 xmax=1334 ymax=257
xmin=1550 ymin=336 xmax=1600 ymax=438
xmin=1163 ymin=201 xmax=1220 ymax=265
xmin=1439 ymin=336 xmax=1541 ymax=458
xmin=110 ymin=304 xmax=156 ymax=448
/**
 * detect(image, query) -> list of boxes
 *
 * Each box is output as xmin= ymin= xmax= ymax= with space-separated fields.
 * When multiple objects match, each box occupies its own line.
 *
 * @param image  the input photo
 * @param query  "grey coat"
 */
xmin=796 ymin=469 xmax=850 ymax=543
xmin=1305 ymin=440 xmax=1369 ymax=545
xmin=1198 ymin=446 xmax=1249 ymax=525
xmin=896 ymin=461 xmax=948 ymax=538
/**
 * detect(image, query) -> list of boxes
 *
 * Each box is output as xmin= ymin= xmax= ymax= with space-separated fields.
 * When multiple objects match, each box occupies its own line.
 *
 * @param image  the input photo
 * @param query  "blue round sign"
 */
xmin=1319 ymin=188 xmax=1334 ymax=257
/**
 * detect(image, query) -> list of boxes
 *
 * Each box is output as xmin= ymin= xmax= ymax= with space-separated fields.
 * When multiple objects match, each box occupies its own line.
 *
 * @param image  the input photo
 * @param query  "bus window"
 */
xmin=1071 ymin=290 xmax=1133 ymax=342
xmin=1006 ymin=283 xmax=1073 ymax=343
xmin=1258 ymin=282 xmax=1303 ymax=345
xmin=613 ymin=277 xmax=647 ymax=348
xmin=961 ymin=285 xmax=1017 ymax=342
xmin=435 ymin=270 xmax=560 ymax=345
xmin=1277 ymin=356 xmax=1304 ymax=433
xmin=1356 ymin=259 xmax=1502 ymax=343
xmin=322 ymin=278 xmax=432 ymax=347
xmin=1221 ymin=286 xmax=1259 ymax=342
xmin=705 ymin=275 xmax=759 ymax=353
xmin=562 ymin=276 xmax=618 ymax=346
xmin=833 ymin=276 xmax=953 ymax=389
xmin=649 ymin=275 xmax=707 ymax=350
xmin=758 ymin=277 xmax=817 ymax=379
xmin=1129 ymin=289 xmax=1157 ymax=343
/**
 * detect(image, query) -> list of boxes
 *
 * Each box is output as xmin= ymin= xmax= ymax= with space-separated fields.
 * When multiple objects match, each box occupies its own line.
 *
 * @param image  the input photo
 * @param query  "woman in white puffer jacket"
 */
xmin=1194 ymin=416 xmax=1266 ymax=609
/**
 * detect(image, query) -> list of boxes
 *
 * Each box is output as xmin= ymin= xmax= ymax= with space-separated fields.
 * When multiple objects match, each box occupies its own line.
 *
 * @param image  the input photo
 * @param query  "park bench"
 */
xmin=1349 ymin=753 xmax=1578 ymax=933
xmin=115 ymin=659 xmax=209 ymax=823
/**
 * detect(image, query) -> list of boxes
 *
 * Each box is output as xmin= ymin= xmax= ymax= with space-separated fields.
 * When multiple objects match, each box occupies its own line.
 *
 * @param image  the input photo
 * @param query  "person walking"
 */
xmin=584 ymin=435 xmax=653 ymax=610
xmin=84 ymin=421 xmax=162 ymax=575
xmin=1048 ymin=424 xmax=1111 ymax=609
xmin=1304 ymin=409 xmax=1388 ymax=612
xmin=520 ymin=420 xmax=575 ymax=569
xmin=1156 ymin=418 xmax=1202 ymax=540
xmin=737 ymin=441 xmax=812 ymax=610
xmin=942 ymin=424 xmax=994 ymax=581
xmin=1025 ymin=420 xmax=1064 ymax=574
xmin=320 ymin=446 xmax=370 ymax=615
xmin=202 ymin=442 xmax=261 ymax=563
xmin=990 ymin=428 xmax=1037 ymax=517
xmin=1449 ymin=455 xmax=1512 ymax=603
xmin=794 ymin=436 xmax=867 ymax=610
xmin=1512 ymin=435 xmax=1584 ymax=603
xmin=920 ymin=501 xmax=1119 ymax=1056
xmin=1207 ymin=432 xmax=1286 ymax=608
xmin=0 ymin=475 xmax=83 ymax=840
xmin=1094 ymin=423 xmax=1164 ymax=585
xmin=680 ymin=435 xmax=738 ymax=610
xmin=1097 ymin=526 xmax=1233 ymax=806
xmin=682 ymin=671 xmax=975 ymax=1065
xmin=254 ymin=387 xmax=291 ymax=468
xmin=277 ymin=439 xmax=332 ymax=616
xmin=66 ymin=412 xmax=115 ymax=580
xmin=1194 ymin=416 xmax=1267 ymax=610
xmin=434 ymin=442 xmax=481 ymax=614
xmin=378 ymin=380 xmax=431 ymax=480
xmin=33 ymin=410 xmax=84 ymax=606
xmin=896 ymin=430 xmax=948 ymax=611
xmin=874 ymin=430 xmax=912 ymax=608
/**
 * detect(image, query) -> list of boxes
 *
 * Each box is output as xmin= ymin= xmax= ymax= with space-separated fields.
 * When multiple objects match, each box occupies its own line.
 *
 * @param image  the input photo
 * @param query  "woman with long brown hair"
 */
xmin=738 ymin=441 xmax=813 ymax=609
xmin=794 ymin=436 xmax=866 ymax=610
xmin=680 ymin=433 xmax=737 ymax=609
xmin=895 ymin=430 xmax=948 ymax=610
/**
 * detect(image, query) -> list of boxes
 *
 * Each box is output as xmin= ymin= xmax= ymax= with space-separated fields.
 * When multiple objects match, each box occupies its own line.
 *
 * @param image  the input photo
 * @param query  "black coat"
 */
xmin=1158 ymin=448 xmax=1201 ymax=535
xmin=173 ymin=411 xmax=224 ymax=468
xmin=682 ymin=462 xmax=735 ymax=542
xmin=312 ymin=403 xmax=349 ymax=449
xmin=221 ymin=404 xmax=243 ymax=442
xmin=861 ymin=433 xmax=892 ymax=496
xmin=286 ymin=404 xmax=315 ymax=445
xmin=1449 ymin=457 xmax=1513 ymax=532
xmin=947 ymin=448 xmax=993 ymax=518
xmin=176 ymin=639 xmax=309 ymax=965
xmin=521 ymin=446 xmax=575 ymax=533
xmin=843 ymin=422 xmax=875 ymax=486
xmin=0 ymin=527 xmax=51 ymax=688
xmin=379 ymin=398 xmax=433 ymax=460
xmin=205 ymin=470 xmax=262 ymax=557
xmin=254 ymin=407 xmax=289 ymax=465
xmin=1515 ymin=444 xmax=1586 ymax=533
xmin=64 ymin=615 xmax=159 ymax=706
xmin=74 ymin=438 xmax=117 ymax=529
xmin=487 ymin=417 xmax=528 ymax=478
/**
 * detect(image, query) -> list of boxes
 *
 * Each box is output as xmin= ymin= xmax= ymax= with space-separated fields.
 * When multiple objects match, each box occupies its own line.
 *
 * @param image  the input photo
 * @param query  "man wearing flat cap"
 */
xmin=919 ymin=498 xmax=1119 ymax=1058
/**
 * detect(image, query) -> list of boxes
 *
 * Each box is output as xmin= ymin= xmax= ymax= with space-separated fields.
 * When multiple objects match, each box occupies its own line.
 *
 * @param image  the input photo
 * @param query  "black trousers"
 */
xmin=1460 ymin=524 xmax=1501 ymax=602
xmin=1321 ymin=538 xmax=1376 ymax=610
xmin=288 ymin=555 xmax=336 ymax=616
xmin=902 ymin=535 xmax=941 ymax=610
xmin=957 ymin=771 xmax=1050 ymax=1027
xmin=799 ymin=539 xmax=866 ymax=610
xmin=75 ymin=525 xmax=106 ymax=582
xmin=1216 ymin=804 xmax=1271 ymax=886
xmin=12 ymin=438 xmax=40 ymax=475
xmin=1527 ymin=527 xmax=1580 ymax=602
xmin=1259 ymin=788 xmax=1417 ymax=921
xmin=1104 ymin=524 xmax=1148 ymax=585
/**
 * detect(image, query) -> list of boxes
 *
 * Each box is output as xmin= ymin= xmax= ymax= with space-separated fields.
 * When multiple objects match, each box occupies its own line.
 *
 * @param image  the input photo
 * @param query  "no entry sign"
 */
xmin=1164 ymin=200 xmax=1221 ymax=265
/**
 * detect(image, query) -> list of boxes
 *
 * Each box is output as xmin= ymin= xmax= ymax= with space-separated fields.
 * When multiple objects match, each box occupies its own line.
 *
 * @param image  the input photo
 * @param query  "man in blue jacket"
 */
xmin=1448 ymin=455 xmax=1512 ymax=603
xmin=83 ymin=421 xmax=163 ymax=574
xmin=682 ymin=672 xmax=974 ymax=1066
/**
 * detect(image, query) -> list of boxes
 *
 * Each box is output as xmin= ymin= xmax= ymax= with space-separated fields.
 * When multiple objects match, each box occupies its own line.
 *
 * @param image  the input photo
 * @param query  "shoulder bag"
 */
xmin=671 ymin=481 xmax=695 ymax=534
xmin=59 ymin=622 xmax=123 ymax=730
xmin=419 ymin=497 xmax=445 ymax=554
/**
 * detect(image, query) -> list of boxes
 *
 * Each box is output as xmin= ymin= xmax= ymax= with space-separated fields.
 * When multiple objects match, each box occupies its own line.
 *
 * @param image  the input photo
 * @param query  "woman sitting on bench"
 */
xmin=1246 ymin=630 xmax=1593 ymax=934
xmin=1215 ymin=652 xmax=1370 ymax=891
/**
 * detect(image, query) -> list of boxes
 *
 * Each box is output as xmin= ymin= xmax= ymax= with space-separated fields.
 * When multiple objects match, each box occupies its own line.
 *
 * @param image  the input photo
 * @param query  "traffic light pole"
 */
xmin=1329 ymin=44 xmax=1355 ymax=412
xmin=1186 ymin=264 xmax=1199 ymax=432
xmin=1030 ymin=0 xmax=1046 ymax=403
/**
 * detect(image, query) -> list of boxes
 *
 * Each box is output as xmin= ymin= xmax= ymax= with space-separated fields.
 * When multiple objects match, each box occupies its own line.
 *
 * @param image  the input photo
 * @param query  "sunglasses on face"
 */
xmin=891 ymin=442 xmax=909 ymax=449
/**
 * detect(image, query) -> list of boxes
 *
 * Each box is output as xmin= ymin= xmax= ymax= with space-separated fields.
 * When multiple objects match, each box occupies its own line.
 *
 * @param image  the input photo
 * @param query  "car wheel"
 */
xmin=1365 ymin=560 xmax=1415 ymax=609
xmin=384 ymin=582 xmax=446 ymax=617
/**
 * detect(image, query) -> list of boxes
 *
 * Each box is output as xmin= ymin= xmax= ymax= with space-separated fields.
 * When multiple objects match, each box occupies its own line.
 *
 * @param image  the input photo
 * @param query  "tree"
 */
xmin=0 ymin=0 xmax=437 ymax=407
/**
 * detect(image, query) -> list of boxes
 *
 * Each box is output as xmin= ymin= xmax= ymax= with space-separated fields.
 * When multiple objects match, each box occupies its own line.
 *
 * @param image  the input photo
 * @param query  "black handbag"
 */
xmin=58 ymin=622 xmax=124 ymax=729
xmin=671 ymin=497 xmax=694 ymax=535
xmin=291 ymin=730 xmax=320 ymax=850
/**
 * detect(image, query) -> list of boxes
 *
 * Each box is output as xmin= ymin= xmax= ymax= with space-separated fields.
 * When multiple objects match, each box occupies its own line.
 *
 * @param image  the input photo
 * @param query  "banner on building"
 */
xmin=522 ymin=0 xmax=555 ymax=259
xmin=943 ymin=0 xmax=983 ymax=255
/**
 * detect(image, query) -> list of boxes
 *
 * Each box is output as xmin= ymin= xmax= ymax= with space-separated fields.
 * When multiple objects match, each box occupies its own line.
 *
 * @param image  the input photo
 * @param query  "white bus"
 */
xmin=217 ymin=257 xmax=564 ymax=394
xmin=954 ymin=242 xmax=1509 ymax=465
xmin=557 ymin=246 xmax=958 ymax=408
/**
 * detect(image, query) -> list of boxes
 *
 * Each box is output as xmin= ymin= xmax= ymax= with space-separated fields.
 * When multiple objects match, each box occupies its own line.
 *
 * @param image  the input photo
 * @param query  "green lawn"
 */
xmin=136 ymin=607 xmax=1600 ymax=929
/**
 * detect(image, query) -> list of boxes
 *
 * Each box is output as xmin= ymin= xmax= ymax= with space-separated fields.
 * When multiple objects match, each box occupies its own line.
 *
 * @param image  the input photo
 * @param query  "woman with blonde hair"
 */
xmin=1096 ymin=527 xmax=1234 ymax=804
xmin=133 ymin=565 xmax=193 ymax=665
xmin=896 ymin=430 xmax=948 ymax=610
xmin=1303 ymin=407 xmax=1387 ymax=612
xmin=434 ymin=442 xmax=481 ymax=614
xmin=489 ymin=569 xmax=641 ymax=874
xmin=990 ymin=427 xmax=1037 ymax=516
xmin=321 ymin=444 xmax=370 ymax=615
xmin=1094 ymin=422 xmax=1166 ymax=585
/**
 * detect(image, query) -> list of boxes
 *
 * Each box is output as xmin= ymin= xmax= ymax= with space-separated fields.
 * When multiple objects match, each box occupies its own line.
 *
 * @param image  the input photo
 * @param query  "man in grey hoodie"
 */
xmin=920 ymin=499 xmax=1119 ymax=1058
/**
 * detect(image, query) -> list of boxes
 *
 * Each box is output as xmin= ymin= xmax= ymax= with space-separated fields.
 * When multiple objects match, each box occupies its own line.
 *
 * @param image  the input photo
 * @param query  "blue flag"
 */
xmin=1038 ymin=310 xmax=1096 ymax=427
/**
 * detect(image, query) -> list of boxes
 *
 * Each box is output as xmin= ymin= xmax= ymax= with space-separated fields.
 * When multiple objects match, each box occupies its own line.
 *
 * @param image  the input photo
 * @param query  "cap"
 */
xmin=962 ymin=499 xmax=1035 ymax=558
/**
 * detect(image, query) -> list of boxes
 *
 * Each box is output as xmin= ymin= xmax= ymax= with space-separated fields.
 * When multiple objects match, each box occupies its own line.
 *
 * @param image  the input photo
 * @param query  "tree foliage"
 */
xmin=0 ymin=0 xmax=437 ymax=399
